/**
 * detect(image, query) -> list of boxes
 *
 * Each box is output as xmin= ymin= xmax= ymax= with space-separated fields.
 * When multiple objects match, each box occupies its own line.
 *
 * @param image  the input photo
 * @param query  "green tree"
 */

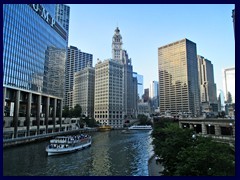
xmin=62 ymin=105 xmax=69 ymax=118
xmin=152 ymin=120 xmax=235 ymax=176
xmin=152 ymin=123 xmax=194 ymax=175
xmin=137 ymin=114 xmax=152 ymax=125
xmin=72 ymin=104 xmax=82 ymax=118
xmin=174 ymin=137 xmax=235 ymax=176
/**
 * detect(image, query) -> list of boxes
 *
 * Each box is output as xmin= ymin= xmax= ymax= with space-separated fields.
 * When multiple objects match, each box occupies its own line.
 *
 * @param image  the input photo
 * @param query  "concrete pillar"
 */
xmin=53 ymin=98 xmax=57 ymax=131
xmin=214 ymin=124 xmax=221 ymax=136
xmin=201 ymin=122 xmax=207 ymax=135
xmin=178 ymin=122 xmax=182 ymax=128
xmin=36 ymin=95 xmax=41 ymax=135
xmin=13 ymin=90 xmax=20 ymax=138
xmin=59 ymin=99 xmax=63 ymax=131
xmin=3 ymin=87 xmax=6 ymax=118
xmin=45 ymin=97 xmax=49 ymax=133
xmin=189 ymin=124 xmax=193 ymax=129
xmin=26 ymin=93 xmax=32 ymax=136
xmin=232 ymin=125 xmax=235 ymax=137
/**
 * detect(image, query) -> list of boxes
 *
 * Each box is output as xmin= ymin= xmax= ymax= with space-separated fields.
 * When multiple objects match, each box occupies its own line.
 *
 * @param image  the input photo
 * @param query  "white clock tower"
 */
xmin=112 ymin=27 xmax=123 ymax=61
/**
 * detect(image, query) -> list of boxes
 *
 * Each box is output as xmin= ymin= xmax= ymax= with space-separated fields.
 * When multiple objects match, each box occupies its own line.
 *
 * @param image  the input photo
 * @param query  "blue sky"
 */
xmin=67 ymin=4 xmax=235 ymax=92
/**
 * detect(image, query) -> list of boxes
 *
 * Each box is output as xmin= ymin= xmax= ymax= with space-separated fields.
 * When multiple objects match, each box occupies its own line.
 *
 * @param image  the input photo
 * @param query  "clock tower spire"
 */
xmin=112 ymin=27 xmax=123 ymax=61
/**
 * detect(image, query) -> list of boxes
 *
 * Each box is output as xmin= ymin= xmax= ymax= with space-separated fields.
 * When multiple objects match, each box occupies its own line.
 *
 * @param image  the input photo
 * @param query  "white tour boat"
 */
xmin=46 ymin=134 xmax=92 ymax=156
xmin=128 ymin=125 xmax=152 ymax=130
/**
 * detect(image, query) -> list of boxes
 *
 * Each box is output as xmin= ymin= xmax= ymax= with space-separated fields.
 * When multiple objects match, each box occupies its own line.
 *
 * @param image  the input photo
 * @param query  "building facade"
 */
xmin=94 ymin=59 xmax=124 ymax=128
xmin=3 ymin=4 xmax=69 ymax=138
xmin=149 ymin=81 xmax=159 ymax=99
xmin=197 ymin=55 xmax=217 ymax=114
xmin=149 ymin=81 xmax=159 ymax=112
xmin=112 ymin=27 xmax=138 ymax=118
xmin=158 ymin=38 xmax=200 ymax=117
xmin=65 ymin=46 xmax=93 ymax=109
xmin=133 ymin=72 xmax=144 ymax=100
xmin=73 ymin=67 xmax=95 ymax=118
xmin=223 ymin=67 xmax=235 ymax=104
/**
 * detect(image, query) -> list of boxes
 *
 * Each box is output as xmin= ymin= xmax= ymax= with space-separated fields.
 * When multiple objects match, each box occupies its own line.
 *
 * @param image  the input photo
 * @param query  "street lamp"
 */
xmin=194 ymin=124 xmax=197 ymax=133
xmin=229 ymin=123 xmax=233 ymax=136
xmin=208 ymin=124 xmax=211 ymax=134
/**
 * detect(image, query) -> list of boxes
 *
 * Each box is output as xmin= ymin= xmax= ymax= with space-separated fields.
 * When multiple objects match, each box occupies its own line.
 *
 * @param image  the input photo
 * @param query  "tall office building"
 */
xmin=158 ymin=38 xmax=200 ymax=116
xmin=149 ymin=81 xmax=159 ymax=99
xmin=65 ymin=46 xmax=93 ymax=109
xmin=3 ymin=4 xmax=69 ymax=138
xmin=112 ymin=27 xmax=137 ymax=118
xmin=149 ymin=81 xmax=159 ymax=110
xmin=73 ymin=66 xmax=95 ymax=118
xmin=142 ymin=88 xmax=150 ymax=102
xmin=133 ymin=72 xmax=143 ymax=100
xmin=198 ymin=55 xmax=217 ymax=103
xmin=223 ymin=67 xmax=235 ymax=104
xmin=55 ymin=4 xmax=70 ymax=33
xmin=94 ymin=59 xmax=124 ymax=128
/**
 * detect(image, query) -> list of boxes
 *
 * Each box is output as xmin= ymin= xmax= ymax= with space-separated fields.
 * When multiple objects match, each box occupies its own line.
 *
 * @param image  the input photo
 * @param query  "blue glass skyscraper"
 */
xmin=3 ymin=4 xmax=69 ymax=138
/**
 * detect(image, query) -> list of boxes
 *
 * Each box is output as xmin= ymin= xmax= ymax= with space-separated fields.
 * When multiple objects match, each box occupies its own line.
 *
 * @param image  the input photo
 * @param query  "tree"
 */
xmin=152 ymin=121 xmax=235 ymax=176
xmin=137 ymin=114 xmax=152 ymax=125
xmin=62 ymin=105 xmax=69 ymax=118
xmin=174 ymin=137 xmax=235 ymax=176
xmin=72 ymin=104 xmax=82 ymax=118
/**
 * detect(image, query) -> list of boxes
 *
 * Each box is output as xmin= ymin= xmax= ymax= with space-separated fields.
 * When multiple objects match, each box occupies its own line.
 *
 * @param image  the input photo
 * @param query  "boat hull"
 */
xmin=46 ymin=140 xmax=91 ymax=156
xmin=128 ymin=125 xmax=152 ymax=130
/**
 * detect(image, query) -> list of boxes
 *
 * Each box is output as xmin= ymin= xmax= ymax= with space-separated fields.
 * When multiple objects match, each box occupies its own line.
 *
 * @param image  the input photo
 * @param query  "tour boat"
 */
xmin=98 ymin=125 xmax=112 ymax=132
xmin=128 ymin=125 xmax=152 ymax=130
xmin=46 ymin=134 xmax=92 ymax=156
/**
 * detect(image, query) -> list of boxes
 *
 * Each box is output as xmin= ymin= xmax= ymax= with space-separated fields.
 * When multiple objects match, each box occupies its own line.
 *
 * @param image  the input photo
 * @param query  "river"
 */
xmin=3 ymin=130 xmax=153 ymax=176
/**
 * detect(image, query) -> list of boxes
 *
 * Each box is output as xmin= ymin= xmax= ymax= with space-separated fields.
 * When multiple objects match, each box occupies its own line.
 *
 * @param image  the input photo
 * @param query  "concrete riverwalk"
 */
xmin=148 ymin=154 xmax=164 ymax=176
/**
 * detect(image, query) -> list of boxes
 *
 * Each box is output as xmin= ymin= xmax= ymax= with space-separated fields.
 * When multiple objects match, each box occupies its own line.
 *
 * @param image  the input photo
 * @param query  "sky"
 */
xmin=67 ymin=4 xmax=235 ymax=92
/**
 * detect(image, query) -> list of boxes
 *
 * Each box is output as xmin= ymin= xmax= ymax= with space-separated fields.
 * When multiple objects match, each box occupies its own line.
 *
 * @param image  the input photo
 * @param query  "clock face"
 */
xmin=115 ymin=45 xmax=119 ymax=49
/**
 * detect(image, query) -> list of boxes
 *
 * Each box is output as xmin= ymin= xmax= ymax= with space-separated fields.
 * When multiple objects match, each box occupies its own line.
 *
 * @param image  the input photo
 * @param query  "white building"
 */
xmin=73 ymin=66 xmax=95 ymax=118
xmin=149 ymin=81 xmax=159 ymax=99
xmin=223 ymin=67 xmax=235 ymax=104
xmin=112 ymin=27 xmax=138 ymax=118
xmin=94 ymin=59 xmax=124 ymax=128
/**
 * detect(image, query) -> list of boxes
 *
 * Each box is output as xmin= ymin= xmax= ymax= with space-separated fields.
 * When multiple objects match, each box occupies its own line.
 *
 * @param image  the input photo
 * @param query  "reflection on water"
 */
xmin=3 ymin=130 xmax=153 ymax=176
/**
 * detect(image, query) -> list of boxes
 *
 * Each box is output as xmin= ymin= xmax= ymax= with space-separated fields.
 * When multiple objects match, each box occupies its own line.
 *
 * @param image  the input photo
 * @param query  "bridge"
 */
xmin=178 ymin=118 xmax=235 ymax=147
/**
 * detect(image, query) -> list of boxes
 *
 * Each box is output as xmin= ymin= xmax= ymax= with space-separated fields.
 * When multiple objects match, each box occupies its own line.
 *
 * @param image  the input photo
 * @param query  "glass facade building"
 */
xmin=223 ymin=67 xmax=235 ymax=104
xmin=133 ymin=72 xmax=143 ymax=100
xmin=3 ymin=4 xmax=69 ymax=138
xmin=65 ymin=46 xmax=93 ymax=109
xmin=158 ymin=38 xmax=200 ymax=117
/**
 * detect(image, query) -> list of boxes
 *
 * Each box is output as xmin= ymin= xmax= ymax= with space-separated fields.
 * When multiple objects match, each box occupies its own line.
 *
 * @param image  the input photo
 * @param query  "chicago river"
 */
xmin=3 ymin=130 xmax=153 ymax=176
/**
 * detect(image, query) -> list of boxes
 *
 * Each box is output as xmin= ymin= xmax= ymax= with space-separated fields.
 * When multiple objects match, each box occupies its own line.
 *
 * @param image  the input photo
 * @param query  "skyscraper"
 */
xmin=3 ymin=4 xmax=69 ymax=138
xmin=149 ymin=81 xmax=159 ymax=99
xmin=149 ymin=81 xmax=159 ymax=110
xmin=55 ymin=4 xmax=70 ymax=34
xmin=112 ymin=27 xmax=137 ymax=118
xmin=94 ymin=59 xmax=124 ymax=128
xmin=133 ymin=72 xmax=144 ymax=100
xmin=197 ymin=55 xmax=217 ymax=103
xmin=223 ymin=67 xmax=235 ymax=104
xmin=73 ymin=66 xmax=95 ymax=118
xmin=158 ymin=38 xmax=200 ymax=117
xmin=65 ymin=46 xmax=93 ymax=109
